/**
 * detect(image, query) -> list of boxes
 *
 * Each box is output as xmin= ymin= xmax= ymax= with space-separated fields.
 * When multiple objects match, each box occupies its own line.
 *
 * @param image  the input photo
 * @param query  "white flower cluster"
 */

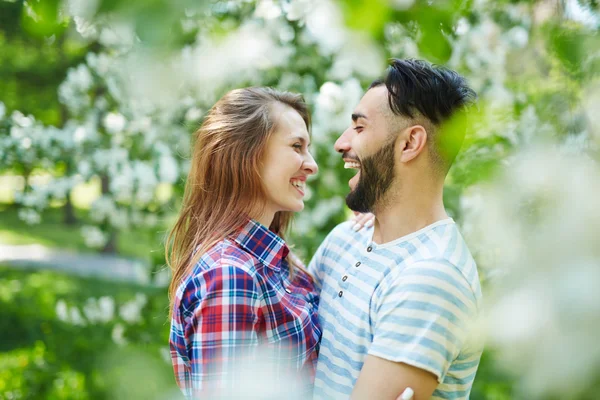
xmin=313 ymin=79 xmax=364 ymax=145
xmin=462 ymin=147 xmax=600 ymax=397
xmin=81 ymin=225 xmax=109 ymax=249
xmin=55 ymin=293 xmax=148 ymax=346
xmin=118 ymin=293 xmax=147 ymax=324
xmin=2 ymin=47 xmax=192 ymax=243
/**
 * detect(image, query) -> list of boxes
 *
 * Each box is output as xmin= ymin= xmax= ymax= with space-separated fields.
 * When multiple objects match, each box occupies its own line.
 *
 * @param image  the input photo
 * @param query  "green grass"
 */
xmin=0 ymin=265 xmax=174 ymax=400
xmin=0 ymin=205 xmax=165 ymax=262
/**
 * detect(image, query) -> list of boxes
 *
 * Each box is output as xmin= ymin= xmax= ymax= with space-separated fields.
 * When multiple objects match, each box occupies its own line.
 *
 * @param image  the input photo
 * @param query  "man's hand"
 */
xmin=350 ymin=355 xmax=438 ymax=400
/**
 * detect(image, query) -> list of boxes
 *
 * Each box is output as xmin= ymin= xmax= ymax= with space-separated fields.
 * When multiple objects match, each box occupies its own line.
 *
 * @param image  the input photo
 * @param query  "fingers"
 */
xmin=398 ymin=387 xmax=414 ymax=400
xmin=350 ymin=212 xmax=375 ymax=231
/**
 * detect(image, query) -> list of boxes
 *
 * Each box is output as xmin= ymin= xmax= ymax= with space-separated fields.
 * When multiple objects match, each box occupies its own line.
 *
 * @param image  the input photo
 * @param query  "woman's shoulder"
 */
xmin=175 ymin=239 xmax=262 ymax=308
xmin=192 ymin=237 xmax=259 ymax=278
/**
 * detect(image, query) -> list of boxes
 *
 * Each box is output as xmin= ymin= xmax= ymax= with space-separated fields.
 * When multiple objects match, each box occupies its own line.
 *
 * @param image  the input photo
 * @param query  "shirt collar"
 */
xmin=232 ymin=218 xmax=289 ymax=271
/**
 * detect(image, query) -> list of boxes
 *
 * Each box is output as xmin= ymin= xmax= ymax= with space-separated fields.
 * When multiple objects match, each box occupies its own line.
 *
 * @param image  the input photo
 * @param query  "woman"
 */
xmin=167 ymin=87 xmax=321 ymax=398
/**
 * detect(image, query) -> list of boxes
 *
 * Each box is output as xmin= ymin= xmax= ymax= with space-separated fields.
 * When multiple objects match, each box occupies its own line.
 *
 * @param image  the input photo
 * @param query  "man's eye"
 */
xmin=293 ymin=143 xmax=302 ymax=150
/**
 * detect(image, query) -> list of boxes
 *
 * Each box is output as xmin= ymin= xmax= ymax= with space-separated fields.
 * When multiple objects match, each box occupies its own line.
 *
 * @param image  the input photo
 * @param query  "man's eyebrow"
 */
xmin=352 ymin=113 xmax=368 ymax=122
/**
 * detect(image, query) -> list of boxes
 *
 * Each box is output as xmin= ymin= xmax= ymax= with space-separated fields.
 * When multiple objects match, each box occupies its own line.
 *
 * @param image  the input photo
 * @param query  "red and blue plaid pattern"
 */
xmin=170 ymin=219 xmax=321 ymax=398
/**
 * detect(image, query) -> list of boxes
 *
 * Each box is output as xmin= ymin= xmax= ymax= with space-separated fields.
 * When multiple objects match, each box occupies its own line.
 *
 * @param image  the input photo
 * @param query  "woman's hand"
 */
xmin=350 ymin=212 xmax=375 ymax=232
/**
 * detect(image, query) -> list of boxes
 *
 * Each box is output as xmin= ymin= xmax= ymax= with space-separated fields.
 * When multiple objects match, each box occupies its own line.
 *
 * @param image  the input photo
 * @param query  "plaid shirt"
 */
xmin=170 ymin=219 xmax=321 ymax=398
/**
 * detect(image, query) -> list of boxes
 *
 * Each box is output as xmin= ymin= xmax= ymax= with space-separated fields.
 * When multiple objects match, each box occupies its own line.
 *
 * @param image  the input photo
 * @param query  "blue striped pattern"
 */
xmin=309 ymin=219 xmax=483 ymax=399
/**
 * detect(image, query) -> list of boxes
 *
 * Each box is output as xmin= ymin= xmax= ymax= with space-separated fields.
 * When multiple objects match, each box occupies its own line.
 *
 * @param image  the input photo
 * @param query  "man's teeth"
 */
xmin=344 ymin=161 xmax=361 ymax=169
xmin=291 ymin=180 xmax=306 ymax=191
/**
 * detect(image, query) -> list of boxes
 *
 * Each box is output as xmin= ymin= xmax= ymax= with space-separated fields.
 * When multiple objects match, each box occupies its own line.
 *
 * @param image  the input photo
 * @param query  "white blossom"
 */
xmin=55 ymin=300 xmax=69 ymax=322
xmin=184 ymin=107 xmax=203 ymax=123
xmin=158 ymin=155 xmax=179 ymax=184
xmin=284 ymin=0 xmax=314 ymax=21
xmin=64 ymin=0 xmax=99 ymax=19
xmin=103 ymin=112 xmax=127 ymax=134
xmin=98 ymin=20 xmax=137 ymax=49
xmin=18 ymin=209 xmax=41 ymax=225
xmin=110 ymin=164 xmax=135 ymax=202
xmin=329 ymin=34 xmax=385 ymax=80
xmin=73 ymin=16 xmax=98 ymax=39
xmin=81 ymin=225 xmax=108 ymax=248
xmin=254 ymin=0 xmax=282 ymax=19
xmin=390 ymin=0 xmax=415 ymax=10
xmin=111 ymin=323 xmax=127 ymax=345
xmin=304 ymin=0 xmax=346 ymax=55
xmin=464 ymin=147 xmax=600 ymax=397
xmin=133 ymin=161 xmax=158 ymax=205
xmin=69 ymin=307 xmax=87 ymax=326
xmin=504 ymin=26 xmax=529 ymax=48
xmin=118 ymin=293 xmax=147 ymax=324
xmin=86 ymin=52 xmax=112 ymax=77
xmin=313 ymin=79 xmax=363 ymax=144
xmin=97 ymin=296 xmax=116 ymax=322
xmin=83 ymin=296 xmax=115 ymax=323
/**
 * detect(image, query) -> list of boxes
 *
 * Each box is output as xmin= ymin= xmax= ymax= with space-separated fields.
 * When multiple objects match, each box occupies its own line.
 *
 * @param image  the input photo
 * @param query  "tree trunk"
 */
xmin=58 ymin=85 xmax=78 ymax=225
xmin=63 ymin=190 xmax=77 ymax=225
xmin=100 ymin=174 xmax=118 ymax=254
xmin=102 ymin=232 xmax=117 ymax=254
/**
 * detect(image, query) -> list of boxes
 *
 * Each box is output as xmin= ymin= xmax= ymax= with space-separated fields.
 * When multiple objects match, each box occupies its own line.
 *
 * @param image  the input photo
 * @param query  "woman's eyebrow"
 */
xmin=290 ymin=135 xmax=311 ymax=147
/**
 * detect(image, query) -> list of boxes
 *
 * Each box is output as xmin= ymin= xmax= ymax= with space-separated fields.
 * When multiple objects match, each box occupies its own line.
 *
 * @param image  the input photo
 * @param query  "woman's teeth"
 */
xmin=291 ymin=180 xmax=306 ymax=191
xmin=344 ymin=161 xmax=361 ymax=169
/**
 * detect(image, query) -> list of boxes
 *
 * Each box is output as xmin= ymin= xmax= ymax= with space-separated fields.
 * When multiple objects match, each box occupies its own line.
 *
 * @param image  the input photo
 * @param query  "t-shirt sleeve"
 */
xmin=368 ymin=260 xmax=478 ymax=382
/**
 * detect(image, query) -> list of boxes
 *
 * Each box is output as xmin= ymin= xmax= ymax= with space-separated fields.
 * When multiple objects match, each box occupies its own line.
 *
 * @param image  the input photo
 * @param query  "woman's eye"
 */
xmin=293 ymin=143 xmax=302 ymax=150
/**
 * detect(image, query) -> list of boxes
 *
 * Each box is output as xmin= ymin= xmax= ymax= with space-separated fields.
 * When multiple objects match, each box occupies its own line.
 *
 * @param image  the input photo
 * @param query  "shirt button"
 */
xmin=367 ymin=246 xmax=373 ymax=252
xmin=338 ymin=291 xmax=343 ymax=297
xmin=355 ymin=261 xmax=361 ymax=267
xmin=342 ymin=275 xmax=348 ymax=282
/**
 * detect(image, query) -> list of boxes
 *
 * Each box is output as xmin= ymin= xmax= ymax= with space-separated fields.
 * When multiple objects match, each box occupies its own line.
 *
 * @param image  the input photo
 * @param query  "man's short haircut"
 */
xmin=370 ymin=58 xmax=477 ymax=174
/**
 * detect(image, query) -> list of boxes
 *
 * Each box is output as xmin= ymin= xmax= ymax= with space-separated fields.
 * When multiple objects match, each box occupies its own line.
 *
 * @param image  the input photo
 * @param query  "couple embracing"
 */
xmin=167 ymin=59 xmax=482 ymax=400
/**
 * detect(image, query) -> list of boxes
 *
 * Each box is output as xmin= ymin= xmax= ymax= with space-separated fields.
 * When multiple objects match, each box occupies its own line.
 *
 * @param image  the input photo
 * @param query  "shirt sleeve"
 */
xmin=180 ymin=263 xmax=262 ymax=396
xmin=368 ymin=260 xmax=478 ymax=382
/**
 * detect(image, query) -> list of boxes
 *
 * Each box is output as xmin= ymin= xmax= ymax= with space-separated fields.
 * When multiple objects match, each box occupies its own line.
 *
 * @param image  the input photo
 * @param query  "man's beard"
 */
xmin=346 ymin=140 xmax=396 ymax=213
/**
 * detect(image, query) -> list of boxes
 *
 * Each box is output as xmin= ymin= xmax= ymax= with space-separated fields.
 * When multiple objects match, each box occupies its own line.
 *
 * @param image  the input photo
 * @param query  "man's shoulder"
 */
xmin=419 ymin=222 xmax=481 ymax=297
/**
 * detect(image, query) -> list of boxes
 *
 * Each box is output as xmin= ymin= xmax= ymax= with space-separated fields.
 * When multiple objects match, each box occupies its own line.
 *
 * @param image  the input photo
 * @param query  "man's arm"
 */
xmin=351 ymin=356 xmax=437 ymax=400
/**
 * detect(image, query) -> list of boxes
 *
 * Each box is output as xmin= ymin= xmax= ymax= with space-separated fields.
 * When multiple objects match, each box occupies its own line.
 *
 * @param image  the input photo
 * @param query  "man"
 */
xmin=309 ymin=59 xmax=482 ymax=400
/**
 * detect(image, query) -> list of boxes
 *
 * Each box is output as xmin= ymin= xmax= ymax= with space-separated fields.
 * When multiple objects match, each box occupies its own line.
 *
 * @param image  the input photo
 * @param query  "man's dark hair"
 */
xmin=370 ymin=58 xmax=477 ymax=174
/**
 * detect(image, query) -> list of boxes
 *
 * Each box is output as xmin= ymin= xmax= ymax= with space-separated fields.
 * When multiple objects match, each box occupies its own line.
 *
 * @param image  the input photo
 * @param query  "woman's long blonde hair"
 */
xmin=166 ymin=87 xmax=311 ymax=312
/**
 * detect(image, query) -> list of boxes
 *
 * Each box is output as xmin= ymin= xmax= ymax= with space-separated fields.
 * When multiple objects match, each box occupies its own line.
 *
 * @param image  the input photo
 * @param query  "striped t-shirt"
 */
xmin=309 ymin=218 xmax=483 ymax=399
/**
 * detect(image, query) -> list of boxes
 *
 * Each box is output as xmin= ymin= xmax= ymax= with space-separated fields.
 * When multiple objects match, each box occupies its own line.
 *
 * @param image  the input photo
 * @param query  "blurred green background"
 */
xmin=1 ymin=0 xmax=599 ymax=398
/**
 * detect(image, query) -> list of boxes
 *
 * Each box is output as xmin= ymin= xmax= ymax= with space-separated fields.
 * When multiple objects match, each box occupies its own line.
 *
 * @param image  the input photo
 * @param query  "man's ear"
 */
xmin=398 ymin=125 xmax=427 ymax=163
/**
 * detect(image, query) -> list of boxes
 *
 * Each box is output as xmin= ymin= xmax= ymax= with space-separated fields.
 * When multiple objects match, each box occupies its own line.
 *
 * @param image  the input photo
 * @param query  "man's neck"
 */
xmin=371 ymin=184 xmax=448 ymax=245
